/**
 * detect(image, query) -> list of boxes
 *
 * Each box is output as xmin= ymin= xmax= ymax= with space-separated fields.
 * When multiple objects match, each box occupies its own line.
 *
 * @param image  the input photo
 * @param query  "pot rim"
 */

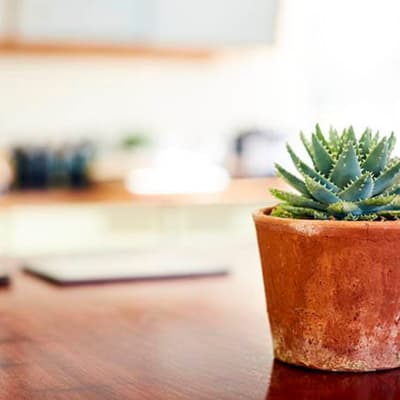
xmin=253 ymin=206 xmax=400 ymax=231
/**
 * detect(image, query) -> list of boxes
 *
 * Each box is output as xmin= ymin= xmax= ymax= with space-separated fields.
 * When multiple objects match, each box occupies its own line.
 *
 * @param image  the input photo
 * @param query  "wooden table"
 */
xmin=1 ymin=262 xmax=399 ymax=399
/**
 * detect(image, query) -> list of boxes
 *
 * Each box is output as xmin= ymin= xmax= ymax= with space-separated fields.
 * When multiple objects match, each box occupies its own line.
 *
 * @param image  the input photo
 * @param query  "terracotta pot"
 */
xmin=253 ymin=207 xmax=400 ymax=372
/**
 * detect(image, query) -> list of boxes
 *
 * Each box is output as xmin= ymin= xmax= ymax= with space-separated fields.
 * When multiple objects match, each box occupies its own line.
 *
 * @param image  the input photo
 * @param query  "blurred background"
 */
xmin=0 ymin=0 xmax=398 ymax=274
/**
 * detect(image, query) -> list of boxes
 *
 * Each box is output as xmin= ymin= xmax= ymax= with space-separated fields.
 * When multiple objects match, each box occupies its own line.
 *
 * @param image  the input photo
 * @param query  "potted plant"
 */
xmin=254 ymin=125 xmax=400 ymax=372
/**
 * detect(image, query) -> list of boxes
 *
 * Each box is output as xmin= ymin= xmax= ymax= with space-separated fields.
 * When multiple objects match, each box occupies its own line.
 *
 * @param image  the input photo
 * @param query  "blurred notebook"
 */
xmin=24 ymin=250 xmax=229 ymax=285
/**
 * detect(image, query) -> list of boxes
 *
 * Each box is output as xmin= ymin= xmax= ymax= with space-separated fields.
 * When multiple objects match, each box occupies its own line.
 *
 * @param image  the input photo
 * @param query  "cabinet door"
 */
xmin=153 ymin=0 xmax=278 ymax=47
xmin=0 ymin=0 xmax=11 ymax=38
xmin=6 ymin=0 xmax=278 ymax=47
xmin=0 ymin=7 xmax=4 ymax=38
xmin=16 ymin=0 xmax=156 ymax=44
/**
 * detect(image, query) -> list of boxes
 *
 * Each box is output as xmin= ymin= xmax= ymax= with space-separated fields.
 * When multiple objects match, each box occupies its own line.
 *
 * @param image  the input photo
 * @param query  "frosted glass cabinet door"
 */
xmin=11 ymin=0 xmax=278 ymax=47
xmin=154 ymin=0 xmax=278 ymax=46
xmin=16 ymin=0 xmax=156 ymax=43
xmin=0 ymin=0 xmax=9 ymax=37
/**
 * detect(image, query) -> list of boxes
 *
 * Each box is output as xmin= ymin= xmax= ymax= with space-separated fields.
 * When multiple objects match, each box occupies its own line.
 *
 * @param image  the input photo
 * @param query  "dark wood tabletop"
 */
xmin=1 ymin=259 xmax=400 ymax=399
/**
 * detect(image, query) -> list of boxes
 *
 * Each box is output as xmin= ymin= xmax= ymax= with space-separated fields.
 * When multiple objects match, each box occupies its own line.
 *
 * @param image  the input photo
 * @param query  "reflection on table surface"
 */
xmin=267 ymin=360 xmax=400 ymax=400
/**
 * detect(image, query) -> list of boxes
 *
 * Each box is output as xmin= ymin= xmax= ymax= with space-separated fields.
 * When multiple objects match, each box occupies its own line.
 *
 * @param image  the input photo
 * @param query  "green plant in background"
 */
xmin=271 ymin=125 xmax=400 ymax=220
xmin=121 ymin=132 xmax=150 ymax=149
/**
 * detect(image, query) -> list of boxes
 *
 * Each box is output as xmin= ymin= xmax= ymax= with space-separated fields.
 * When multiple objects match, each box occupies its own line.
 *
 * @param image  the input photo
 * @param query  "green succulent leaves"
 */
xmin=272 ymin=125 xmax=400 ymax=220
xmin=338 ymin=173 xmax=373 ymax=202
xmin=330 ymin=141 xmax=361 ymax=187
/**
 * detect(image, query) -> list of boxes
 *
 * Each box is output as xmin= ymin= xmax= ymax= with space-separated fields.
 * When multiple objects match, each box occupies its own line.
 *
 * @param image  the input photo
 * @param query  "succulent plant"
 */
xmin=271 ymin=125 xmax=400 ymax=220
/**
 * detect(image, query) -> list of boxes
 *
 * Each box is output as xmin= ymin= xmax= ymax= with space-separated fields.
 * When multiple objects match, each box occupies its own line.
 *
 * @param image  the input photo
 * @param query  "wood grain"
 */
xmin=0 ymin=255 xmax=397 ymax=399
xmin=0 ymin=258 xmax=272 ymax=400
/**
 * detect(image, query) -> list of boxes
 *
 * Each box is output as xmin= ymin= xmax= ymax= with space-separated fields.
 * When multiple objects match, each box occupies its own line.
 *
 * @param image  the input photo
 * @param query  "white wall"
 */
xmin=2 ymin=0 xmax=400 ymax=163
xmin=0 ymin=48 xmax=311 ymax=160
xmin=280 ymin=0 xmax=400 ymax=139
xmin=0 ymin=0 xmax=319 ymax=162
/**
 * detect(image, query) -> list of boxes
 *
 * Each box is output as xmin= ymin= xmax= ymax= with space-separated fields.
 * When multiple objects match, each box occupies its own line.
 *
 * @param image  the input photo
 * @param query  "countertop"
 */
xmin=0 ymin=178 xmax=285 ymax=208
xmin=0 ymin=256 xmax=398 ymax=399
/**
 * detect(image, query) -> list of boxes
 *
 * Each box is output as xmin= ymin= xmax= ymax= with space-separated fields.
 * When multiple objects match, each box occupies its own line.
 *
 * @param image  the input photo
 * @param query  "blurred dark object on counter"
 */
xmin=12 ymin=142 xmax=94 ymax=190
xmin=227 ymin=128 xmax=285 ymax=178
xmin=0 ymin=276 xmax=10 ymax=286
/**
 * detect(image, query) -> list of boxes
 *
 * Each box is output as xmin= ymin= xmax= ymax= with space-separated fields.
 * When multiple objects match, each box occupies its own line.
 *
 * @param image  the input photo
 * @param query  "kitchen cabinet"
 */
xmin=16 ymin=0 xmax=156 ymax=44
xmin=0 ymin=0 xmax=278 ymax=56
xmin=0 ymin=0 xmax=9 ymax=37
xmin=0 ymin=178 xmax=280 ymax=256
xmin=154 ymin=0 xmax=278 ymax=46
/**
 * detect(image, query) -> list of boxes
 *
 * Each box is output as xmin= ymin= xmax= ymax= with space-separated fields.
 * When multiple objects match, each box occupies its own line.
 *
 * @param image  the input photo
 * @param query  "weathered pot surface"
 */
xmin=254 ymin=206 xmax=400 ymax=372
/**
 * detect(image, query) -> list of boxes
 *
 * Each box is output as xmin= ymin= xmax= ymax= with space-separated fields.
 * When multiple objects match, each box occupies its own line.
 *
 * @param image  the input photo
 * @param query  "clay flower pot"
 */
xmin=254 ymin=207 xmax=400 ymax=372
